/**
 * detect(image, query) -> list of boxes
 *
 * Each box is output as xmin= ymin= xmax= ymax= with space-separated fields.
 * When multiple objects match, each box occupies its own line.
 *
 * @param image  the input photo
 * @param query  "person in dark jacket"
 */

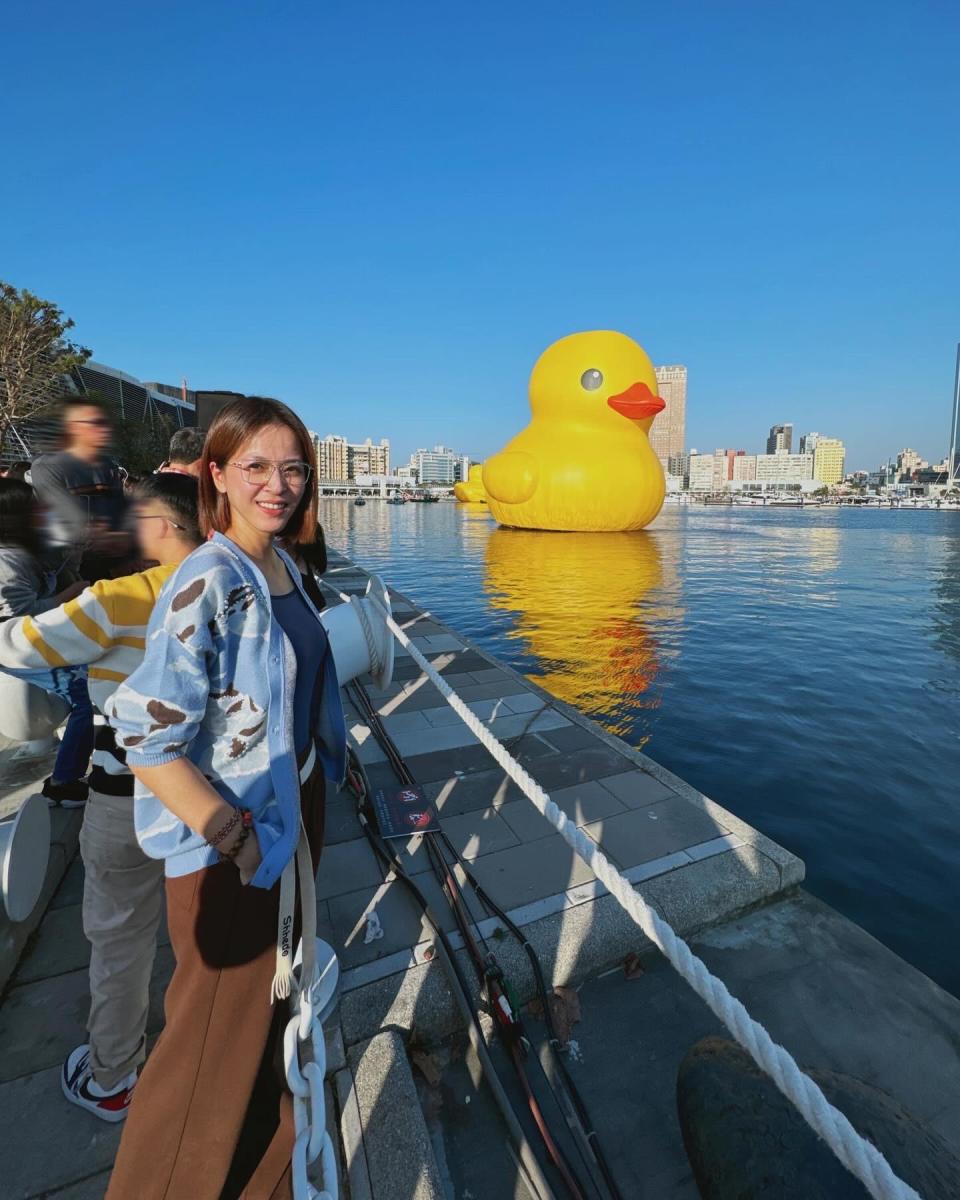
xmin=30 ymin=393 xmax=133 ymax=582
xmin=0 ymin=478 xmax=92 ymax=803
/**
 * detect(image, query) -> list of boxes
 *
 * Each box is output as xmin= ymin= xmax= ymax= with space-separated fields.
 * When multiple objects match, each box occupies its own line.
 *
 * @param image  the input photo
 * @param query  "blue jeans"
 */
xmin=2 ymin=664 xmax=94 ymax=783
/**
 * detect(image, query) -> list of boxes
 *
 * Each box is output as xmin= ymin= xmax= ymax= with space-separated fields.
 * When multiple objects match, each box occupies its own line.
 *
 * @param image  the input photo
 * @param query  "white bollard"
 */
xmin=319 ymin=576 xmax=394 ymax=691
xmin=0 ymin=793 xmax=51 ymax=922
xmin=0 ymin=674 xmax=70 ymax=742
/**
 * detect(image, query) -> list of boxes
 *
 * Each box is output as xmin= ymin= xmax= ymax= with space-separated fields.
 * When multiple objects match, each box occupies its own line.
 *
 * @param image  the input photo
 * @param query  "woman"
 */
xmin=106 ymin=397 xmax=346 ymax=1199
xmin=0 ymin=477 xmax=91 ymax=801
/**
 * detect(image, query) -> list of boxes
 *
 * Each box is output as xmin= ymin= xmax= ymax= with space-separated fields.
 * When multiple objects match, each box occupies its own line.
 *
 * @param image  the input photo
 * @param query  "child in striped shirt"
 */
xmin=0 ymin=473 xmax=202 ymax=1121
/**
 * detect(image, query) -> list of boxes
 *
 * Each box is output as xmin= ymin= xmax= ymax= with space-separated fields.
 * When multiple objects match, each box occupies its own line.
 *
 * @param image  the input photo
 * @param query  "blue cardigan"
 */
xmin=107 ymin=533 xmax=347 ymax=887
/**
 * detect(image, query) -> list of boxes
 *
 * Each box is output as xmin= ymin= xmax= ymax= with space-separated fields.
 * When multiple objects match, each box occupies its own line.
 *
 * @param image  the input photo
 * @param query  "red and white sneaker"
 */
xmin=61 ymin=1044 xmax=137 ymax=1122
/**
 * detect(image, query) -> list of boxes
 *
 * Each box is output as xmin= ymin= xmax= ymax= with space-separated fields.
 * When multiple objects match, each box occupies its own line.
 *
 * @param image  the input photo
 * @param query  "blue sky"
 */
xmin=3 ymin=2 xmax=958 ymax=471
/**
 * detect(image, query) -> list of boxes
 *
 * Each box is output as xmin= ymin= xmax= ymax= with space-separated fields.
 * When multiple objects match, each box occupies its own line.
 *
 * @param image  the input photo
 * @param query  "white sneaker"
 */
xmin=61 ymin=1044 xmax=137 ymax=1122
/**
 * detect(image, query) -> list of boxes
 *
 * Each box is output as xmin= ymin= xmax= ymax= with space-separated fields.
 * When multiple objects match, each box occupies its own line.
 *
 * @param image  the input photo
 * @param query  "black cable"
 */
xmin=348 ymin=682 xmax=619 ymax=1200
xmin=349 ymin=678 xmax=623 ymax=1198
xmin=347 ymin=764 xmax=559 ymax=1200
xmin=433 ymin=828 xmax=625 ymax=1200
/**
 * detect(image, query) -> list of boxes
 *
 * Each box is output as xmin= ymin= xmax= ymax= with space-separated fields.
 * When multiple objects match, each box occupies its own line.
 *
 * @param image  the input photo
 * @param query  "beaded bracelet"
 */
xmin=222 ymin=811 xmax=255 ymax=863
xmin=208 ymin=809 xmax=241 ymax=848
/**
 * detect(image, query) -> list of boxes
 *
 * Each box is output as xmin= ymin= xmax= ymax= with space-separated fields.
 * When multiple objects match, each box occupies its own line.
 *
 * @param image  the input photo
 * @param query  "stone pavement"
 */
xmin=0 ymin=549 xmax=804 ymax=1197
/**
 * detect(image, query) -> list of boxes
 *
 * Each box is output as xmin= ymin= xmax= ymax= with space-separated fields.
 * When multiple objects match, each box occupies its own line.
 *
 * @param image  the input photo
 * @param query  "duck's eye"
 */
xmin=580 ymin=369 xmax=603 ymax=391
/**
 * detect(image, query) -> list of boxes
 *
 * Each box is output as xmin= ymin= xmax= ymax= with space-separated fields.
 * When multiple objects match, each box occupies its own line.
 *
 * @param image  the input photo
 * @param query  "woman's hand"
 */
xmin=234 ymin=826 xmax=262 ymax=885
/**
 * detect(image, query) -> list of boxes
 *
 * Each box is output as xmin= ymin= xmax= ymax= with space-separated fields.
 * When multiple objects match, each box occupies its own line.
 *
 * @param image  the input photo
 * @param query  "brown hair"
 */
xmin=198 ymin=396 xmax=318 ymax=545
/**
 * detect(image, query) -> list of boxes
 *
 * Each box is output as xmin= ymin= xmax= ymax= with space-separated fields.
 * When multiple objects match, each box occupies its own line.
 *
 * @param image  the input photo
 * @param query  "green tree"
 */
xmin=0 ymin=281 xmax=90 ymax=457
xmin=83 ymin=390 xmax=177 ymax=476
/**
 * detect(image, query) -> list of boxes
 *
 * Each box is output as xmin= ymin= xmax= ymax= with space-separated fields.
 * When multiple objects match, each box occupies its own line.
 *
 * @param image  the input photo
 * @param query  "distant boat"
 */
xmin=386 ymin=496 xmax=406 ymax=505
xmin=353 ymin=497 xmax=366 ymax=506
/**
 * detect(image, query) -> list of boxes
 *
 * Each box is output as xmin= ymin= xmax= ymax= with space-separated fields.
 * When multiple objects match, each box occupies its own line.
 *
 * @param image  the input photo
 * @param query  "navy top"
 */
xmin=272 ymin=586 xmax=328 ymax=755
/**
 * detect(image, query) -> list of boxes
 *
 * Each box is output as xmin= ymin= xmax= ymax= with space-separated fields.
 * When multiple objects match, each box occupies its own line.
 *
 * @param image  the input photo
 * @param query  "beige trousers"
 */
xmin=79 ymin=788 xmax=164 ymax=1089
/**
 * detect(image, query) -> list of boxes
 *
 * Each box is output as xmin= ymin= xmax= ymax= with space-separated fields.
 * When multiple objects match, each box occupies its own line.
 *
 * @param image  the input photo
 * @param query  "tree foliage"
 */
xmin=0 ymin=281 xmax=90 ymax=457
xmin=77 ymin=389 xmax=177 ymax=477
xmin=110 ymin=402 xmax=177 ymax=477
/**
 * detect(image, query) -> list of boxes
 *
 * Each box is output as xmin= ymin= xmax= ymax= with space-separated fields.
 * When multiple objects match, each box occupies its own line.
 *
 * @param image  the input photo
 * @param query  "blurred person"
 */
xmin=30 ymin=393 xmax=133 ymax=582
xmin=106 ymin=397 xmax=344 ymax=1199
xmin=0 ymin=477 xmax=92 ymax=800
xmin=0 ymin=474 xmax=202 ymax=1119
xmin=156 ymin=426 xmax=206 ymax=478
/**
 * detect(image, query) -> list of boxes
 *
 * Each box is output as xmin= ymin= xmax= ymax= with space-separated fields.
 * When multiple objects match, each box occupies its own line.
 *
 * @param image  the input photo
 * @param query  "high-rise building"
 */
xmin=813 ymin=438 xmax=845 ymax=485
xmin=733 ymin=454 xmax=757 ymax=481
xmin=687 ymin=452 xmax=716 ymax=491
xmin=454 ymin=455 xmax=471 ymax=482
xmin=667 ymin=451 xmax=690 ymax=482
xmin=313 ymin=434 xmax=349 ymax=481
xmin=348 ymin=438 xmax=390 ymax=477
xmin=799 ymin=431 xmax=820 ymax=455
xmin=896 ymin=448 xmax=926 ymax=478
xmin=754 ymin=452 xmax=813 ymax=482
xmin=312 ymin=434 xmax=390 ymax=480
xmin=766 ymin=424 xmax=793 ymax=454
xmin=412 ymin=445 xmax=460 ymax=484
xmin=651 ymin=365 xmax=687 ymax=464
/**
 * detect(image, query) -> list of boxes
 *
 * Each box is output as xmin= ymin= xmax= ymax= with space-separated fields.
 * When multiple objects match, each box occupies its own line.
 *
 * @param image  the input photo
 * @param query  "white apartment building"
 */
xmin=754 ymin=453 xmax=814 ymax=482
xmin=687 ymin=453 xmax=718 ymax=491
xmin=312 ymin=433 xmax=390 ymax=481
xmin=732 ymin=454 xmax=757 ymax=481
xmin=410 ymin=445 xmax=463 ymax=485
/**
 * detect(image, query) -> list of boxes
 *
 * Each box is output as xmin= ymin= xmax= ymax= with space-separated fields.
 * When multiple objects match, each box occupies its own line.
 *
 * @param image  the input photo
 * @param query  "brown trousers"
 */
xmin=106 ymin=762 xmax=326 ymax=1200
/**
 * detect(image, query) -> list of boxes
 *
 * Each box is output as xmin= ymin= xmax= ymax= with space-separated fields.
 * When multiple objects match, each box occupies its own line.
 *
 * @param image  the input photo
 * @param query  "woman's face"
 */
xmin=210 ymin=423 xmax=308 ymax=541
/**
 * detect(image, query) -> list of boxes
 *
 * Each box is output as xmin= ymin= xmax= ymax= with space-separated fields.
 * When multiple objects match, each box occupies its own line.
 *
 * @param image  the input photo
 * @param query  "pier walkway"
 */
xmin=1 ymin=550 xmax=958 ymax=1198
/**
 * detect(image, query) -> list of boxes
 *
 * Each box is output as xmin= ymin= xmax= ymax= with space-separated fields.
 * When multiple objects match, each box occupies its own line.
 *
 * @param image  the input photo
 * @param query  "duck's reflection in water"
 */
xmin=484 ymin=528 xmax=669 ymax=740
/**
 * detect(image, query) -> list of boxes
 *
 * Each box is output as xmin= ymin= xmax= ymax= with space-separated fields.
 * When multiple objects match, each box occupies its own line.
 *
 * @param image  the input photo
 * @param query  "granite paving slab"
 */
xmin=582 ymin=798 xmax=729 ymax=871
xmin=0 ymin=945 xmax=175 ymax=1083
xmin=0 ymin=1063 xmax=122 ymax=1198
xmin=389 ymin=806 xmax=521 ymax=876
xmin=423 ymin=769 xmax=527 ymax=816
xmin=48 ymin=856 xmax=85 ymax=911
xmin=467 ymin=836 xmax=598 ymax=911
xmin=327 ymin=872 xmax=461 ymax=970
xmin=599 ymin=767 xmax=679 ymax=808
xmin=497 ymin=779 xmax=628 ymax=844
xmin=14 ymin=899 xmax=171 ymax=986
xmin=316 ymin=837 xmax=385 ymax=902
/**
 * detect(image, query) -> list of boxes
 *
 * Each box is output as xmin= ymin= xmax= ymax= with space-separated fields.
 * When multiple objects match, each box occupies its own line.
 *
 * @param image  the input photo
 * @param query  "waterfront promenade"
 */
xmin=1 ymin=548 xmax=959 ymax=1197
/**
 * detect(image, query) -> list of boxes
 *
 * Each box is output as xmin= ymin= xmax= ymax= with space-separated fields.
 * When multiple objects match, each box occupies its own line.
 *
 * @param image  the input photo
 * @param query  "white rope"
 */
xmin=381 ymin=611 xmax=922 ymax=1200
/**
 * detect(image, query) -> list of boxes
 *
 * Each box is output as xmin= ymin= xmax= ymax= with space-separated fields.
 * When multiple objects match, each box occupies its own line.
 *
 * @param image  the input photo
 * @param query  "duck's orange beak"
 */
xmin=607 ymin=381 xmax=666 ymax=421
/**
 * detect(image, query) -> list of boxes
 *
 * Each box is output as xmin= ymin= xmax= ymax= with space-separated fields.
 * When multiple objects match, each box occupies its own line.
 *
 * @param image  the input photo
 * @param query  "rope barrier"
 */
xmin=373 ymin=604 xmax=922 ymax=1200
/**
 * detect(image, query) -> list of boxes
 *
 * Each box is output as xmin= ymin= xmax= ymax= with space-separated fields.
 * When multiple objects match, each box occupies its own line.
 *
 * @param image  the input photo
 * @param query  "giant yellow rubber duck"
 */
xmin=483 ymin=331 xmax=666 ymax=531
xmin=453 ymin=463 xmax=487 ymax=503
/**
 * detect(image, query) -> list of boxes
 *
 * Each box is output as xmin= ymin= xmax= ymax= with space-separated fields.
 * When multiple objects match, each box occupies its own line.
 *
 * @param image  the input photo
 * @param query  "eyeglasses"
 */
xmin=72 ymin=418 xmax=111 ymax=428
xmin=227 ymin=460 xmax=313 ymax=487
xmin=133 ymin=513 xmax=187 ymax=531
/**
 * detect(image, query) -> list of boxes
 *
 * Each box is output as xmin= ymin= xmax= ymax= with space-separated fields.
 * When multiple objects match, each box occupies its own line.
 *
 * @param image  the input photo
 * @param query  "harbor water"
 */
xmin=319 ymin=499 xmax=960 ymax=998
